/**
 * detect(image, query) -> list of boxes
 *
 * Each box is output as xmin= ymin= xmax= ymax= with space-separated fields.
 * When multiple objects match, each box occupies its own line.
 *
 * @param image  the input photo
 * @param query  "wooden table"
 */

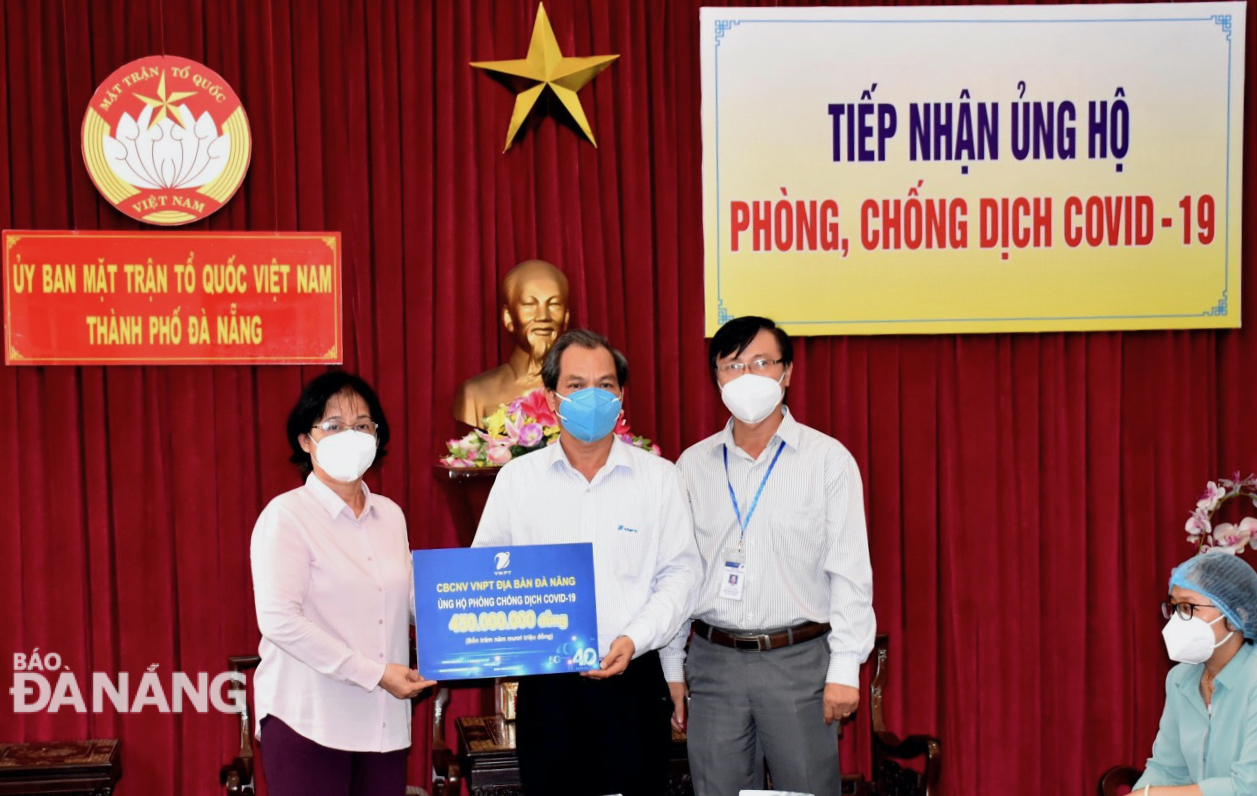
xmin=0 ymin=740 xmax=122 ymax=795
xmin=456 ymin=715 xmax=694 ymax=796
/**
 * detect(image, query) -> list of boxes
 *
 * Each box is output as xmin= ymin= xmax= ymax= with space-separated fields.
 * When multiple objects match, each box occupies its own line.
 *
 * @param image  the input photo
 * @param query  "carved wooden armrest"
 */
xmin=872 ymin=727 xmax=941 ymax=796
xmin=430 ymin=746 xmax=461 ymax=796
xmin=1097 ymin=765 xmax=1143 ymax=796
xmin=432 ymin=746 xmax=456 ymax=771
xmin=219 ymin=655 xmax=261 ymax=795
xmin=428 ymin=686 xmax=462 ymax=796
xmin=220 ymin=756 xmax=253 ymax=796
xmin=874 ymin=729 xmax=941 ymax=762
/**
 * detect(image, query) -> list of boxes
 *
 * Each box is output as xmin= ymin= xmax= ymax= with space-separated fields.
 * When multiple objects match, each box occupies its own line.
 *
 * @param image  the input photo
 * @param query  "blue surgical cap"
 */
xmin=1169 ymin=553 xmax=1257 ymax=638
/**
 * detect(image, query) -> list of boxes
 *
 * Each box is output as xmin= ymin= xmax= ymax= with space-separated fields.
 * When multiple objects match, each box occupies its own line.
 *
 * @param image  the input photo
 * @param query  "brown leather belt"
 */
xmin=693 ymin=619 xmax=830 ymax=652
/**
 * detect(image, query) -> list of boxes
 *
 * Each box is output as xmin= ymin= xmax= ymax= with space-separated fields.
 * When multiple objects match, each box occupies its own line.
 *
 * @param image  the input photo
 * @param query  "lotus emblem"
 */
xmin=81 ymin=55 xmax=251 ymax=225
xmin=103 ymin=103 xmax=230 ymax=191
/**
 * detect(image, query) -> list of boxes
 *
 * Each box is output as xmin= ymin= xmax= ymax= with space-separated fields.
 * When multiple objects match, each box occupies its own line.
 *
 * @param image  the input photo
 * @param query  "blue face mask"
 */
xmin=556 ymin=388 xmax=622 ymax=443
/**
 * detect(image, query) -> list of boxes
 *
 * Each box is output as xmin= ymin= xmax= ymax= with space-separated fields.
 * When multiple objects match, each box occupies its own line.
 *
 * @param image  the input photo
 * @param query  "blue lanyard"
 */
xmin=723 ymin=440 xmax=786 ymax=546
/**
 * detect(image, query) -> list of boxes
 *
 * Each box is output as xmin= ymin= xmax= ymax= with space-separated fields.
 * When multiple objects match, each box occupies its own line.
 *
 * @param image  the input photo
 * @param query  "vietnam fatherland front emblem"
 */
xmin=81 ymin=55 xmax=251 ymax=225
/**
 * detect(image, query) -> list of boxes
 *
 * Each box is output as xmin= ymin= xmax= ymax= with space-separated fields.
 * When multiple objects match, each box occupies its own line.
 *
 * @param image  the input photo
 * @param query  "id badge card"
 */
xmin=719 ymin=550 xmax=746 ymax=601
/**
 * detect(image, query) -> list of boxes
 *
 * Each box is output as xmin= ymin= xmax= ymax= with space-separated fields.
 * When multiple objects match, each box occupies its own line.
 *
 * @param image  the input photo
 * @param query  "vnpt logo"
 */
xmin=494 ymin=551 xmax=511 ymax=571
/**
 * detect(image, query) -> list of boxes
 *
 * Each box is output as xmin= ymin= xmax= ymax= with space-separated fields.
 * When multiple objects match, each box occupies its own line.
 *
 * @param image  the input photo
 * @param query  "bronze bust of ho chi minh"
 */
xmin=452 ymin=259 xmax=570 ymax=427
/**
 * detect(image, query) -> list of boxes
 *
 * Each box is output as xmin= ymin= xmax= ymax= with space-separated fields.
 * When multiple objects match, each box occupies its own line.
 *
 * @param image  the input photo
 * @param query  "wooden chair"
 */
xmin=1097 ymin=765 xmax=1143 ymax=796
xmin=220 ymin=655 xmax=262 ymax=796
xmin=429 ymin=686 xmax=461 ymax=796
xmin=866 ymin=634 xmax=942 ymax=796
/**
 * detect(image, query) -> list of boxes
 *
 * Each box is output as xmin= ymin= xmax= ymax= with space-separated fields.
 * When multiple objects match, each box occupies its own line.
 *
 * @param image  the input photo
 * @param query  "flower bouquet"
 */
xmin=1186 ymin=473 xmax=1257 ymax=554
xmin=441 ymin=388 xmax=661 ymax=468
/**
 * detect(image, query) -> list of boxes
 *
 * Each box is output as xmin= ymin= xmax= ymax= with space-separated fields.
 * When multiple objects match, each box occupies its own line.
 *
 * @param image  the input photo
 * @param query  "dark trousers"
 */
xmin=259 ymin=716 xmax=408 ymax=796
xmin=516 ymin=650 xmax=672 ymax=796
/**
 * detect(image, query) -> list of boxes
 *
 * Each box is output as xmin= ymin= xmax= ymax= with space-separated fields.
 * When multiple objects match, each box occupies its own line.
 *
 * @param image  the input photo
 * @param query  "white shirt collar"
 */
xmin=717 ymin=405 xmax=801 ymax=460
xmin=546 ymin=435 xmax=636 ymax=480
xmin=304 ymin=471 xmax=376 ymax=520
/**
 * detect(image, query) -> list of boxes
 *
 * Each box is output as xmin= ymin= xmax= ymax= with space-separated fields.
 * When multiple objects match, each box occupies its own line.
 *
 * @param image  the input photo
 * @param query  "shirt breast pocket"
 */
xmin=768 ymin=488 xmax=827 ymax=576
xmin=609 ymin=514 xmax=653 ymax=582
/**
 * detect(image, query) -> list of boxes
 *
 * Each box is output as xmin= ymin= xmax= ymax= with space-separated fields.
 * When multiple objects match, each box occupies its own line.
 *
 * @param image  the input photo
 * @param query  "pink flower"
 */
xmin=1240 ymin=517 xmax=1257 ymax=538
xmin=456 ymin=433 xmax=482 ymax=455
xmin=486 ymin=443 xmax=514 ymax=466
xmin=614 ymin=415 xmax=631 ymax=435
xmin=1186 ymin=509 xmax=1212 ymax=538
xmin=503 ymin=415 xmax=521 ymax=445
xmin=517 ymin=422 xmax=544 ymax=448
xmin=1198 ymin=481 xmax=1227 ymax=511
xmin=1214 ymin=522 xmax=1239 ymax=545
xmin=1226 ymin=472 xmax=1257 ymax=490
xmin=518 ymin=389 xmax=558 ymax=427
xmin=443 ymin=430 xmax=488 ymax=462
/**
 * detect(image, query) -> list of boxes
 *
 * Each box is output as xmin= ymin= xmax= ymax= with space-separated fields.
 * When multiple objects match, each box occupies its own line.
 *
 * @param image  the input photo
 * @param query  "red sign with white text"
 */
xmin=3 ymin=231 xmax=341 ymax=365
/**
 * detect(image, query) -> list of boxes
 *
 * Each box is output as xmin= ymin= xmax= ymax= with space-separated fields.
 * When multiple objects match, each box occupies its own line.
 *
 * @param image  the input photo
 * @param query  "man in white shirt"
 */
xmin=662 ymin=316 xmax=875 ymax=796
xmin=472 ymin=328 xmax=702 ymax=796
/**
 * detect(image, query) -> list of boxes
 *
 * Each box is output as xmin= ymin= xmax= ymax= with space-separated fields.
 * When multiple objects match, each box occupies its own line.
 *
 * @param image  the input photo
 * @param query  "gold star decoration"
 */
xmin=471 ymin=3 xmax=618 ymax=152
xmin=133 ymin=71 xmax=197 ymax=130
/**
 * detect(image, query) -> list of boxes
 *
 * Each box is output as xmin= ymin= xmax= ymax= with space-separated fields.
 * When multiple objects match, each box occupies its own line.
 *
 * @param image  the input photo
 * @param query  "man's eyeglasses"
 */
xmin=1161 ymin=601 xmax=1218 ymax=621
xmin=311 ymin=419 xmax=379 ymax=437
xmin=716 ymin=358 xmax=784 ymax=375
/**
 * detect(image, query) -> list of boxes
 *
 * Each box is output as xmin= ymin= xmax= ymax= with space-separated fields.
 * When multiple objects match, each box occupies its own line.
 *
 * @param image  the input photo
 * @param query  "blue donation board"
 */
xmin=413 ymin=543 xmax=599 ymax=680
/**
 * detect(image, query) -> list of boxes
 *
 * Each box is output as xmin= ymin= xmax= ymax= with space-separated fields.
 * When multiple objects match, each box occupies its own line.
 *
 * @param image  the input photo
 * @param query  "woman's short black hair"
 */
xmin=541 ymin=329 xmax=630 ymax=391
xmin=708 ymin=316 xmax=793 ymax=382
xmin=286 ymin=371 xmax=390 ymax=475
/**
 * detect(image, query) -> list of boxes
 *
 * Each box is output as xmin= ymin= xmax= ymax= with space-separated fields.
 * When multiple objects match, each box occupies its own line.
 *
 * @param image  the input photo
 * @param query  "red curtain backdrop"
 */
xmin=1 ymin=0 xmax=1254 ymax=793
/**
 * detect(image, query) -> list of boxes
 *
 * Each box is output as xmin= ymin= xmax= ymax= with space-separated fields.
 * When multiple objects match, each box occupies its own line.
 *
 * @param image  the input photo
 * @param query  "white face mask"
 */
xmin=311 ymin=430 xmax=377 ymax=482
xmin=1162 ymin=612 xmax=1233 ymax=664
xmin=720 ymin=372 xmax=785 ymax=424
